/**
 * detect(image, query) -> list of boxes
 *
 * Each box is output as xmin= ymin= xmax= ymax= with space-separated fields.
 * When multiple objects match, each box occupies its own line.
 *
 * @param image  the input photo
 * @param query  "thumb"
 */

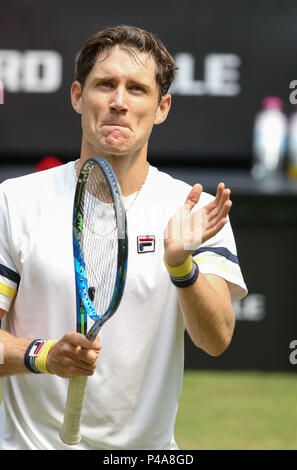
xmin=184 ymin=184 xmax=203 ymax=212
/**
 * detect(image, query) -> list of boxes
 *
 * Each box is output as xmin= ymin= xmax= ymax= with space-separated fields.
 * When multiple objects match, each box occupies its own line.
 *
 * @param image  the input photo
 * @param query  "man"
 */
xmin=0 ymin=25 xmax=247 ymax=449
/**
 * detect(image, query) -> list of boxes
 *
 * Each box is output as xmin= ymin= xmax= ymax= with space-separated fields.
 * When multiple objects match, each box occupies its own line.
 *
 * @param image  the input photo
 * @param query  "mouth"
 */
xmin=102 ymin=123 xmax=130 ymax=129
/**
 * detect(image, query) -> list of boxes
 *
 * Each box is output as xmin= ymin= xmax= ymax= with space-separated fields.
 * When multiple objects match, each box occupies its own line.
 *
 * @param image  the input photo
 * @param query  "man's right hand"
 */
xmin=46 ymin=332 xmax=101 ymax=378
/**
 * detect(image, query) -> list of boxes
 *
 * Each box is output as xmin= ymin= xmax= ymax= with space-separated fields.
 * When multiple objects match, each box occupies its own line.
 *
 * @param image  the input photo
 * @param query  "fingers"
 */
xmin=184 ymin=184 xmax=203 ymax=211
xmin=216 ymin=183 xmax=232 ymax=223
xmin=164 ymin=181 xmax=233 ymax=260
xmin=216 ymin=182 xmax=231 ymax=208
xmin=71 ymin=343 xmax=100 ymax=365
xmin=64 ymin=331 xmax=101 ymax=351
xmin=192 ymin=182 xmax=232 ymax=245
xmin=185 ymin=182 xmax=231 ymax=217
xmin=47 ymin=332 xmax=102 ymax=378
xmin=207 ymin=183 xmax=231 ymax=216
xmin=165 ymin=183 xmax=202 ymax=243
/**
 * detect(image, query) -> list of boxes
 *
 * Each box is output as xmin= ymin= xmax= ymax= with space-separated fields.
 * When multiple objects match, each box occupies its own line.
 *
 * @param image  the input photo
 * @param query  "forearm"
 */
xmin=164 ymin=180 xmax=236 ymax=355
xmin=177 ymin=272 xmax=235 ymax=356
xmin=0 ymin=328 xmax=101 ymax=378
xmin=0 ymin=328 xmax=32 ymax=377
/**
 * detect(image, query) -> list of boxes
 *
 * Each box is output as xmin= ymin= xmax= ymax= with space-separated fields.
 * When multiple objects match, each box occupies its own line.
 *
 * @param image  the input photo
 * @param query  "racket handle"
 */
xmin=60 ymin=376 xmax=88 ymax=445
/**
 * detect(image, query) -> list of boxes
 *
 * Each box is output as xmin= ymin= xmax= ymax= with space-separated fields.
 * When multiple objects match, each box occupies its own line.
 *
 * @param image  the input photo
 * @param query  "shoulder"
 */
xmin=147 ymin=165 xmax=215 ymax=207
xmin=0 ymin=161 xmax=76 ymax=203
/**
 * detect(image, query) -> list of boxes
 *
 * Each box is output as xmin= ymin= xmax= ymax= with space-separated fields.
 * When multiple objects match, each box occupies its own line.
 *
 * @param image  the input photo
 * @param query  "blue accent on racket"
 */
xmin=60 ymin=157 xmax=128 ymax=445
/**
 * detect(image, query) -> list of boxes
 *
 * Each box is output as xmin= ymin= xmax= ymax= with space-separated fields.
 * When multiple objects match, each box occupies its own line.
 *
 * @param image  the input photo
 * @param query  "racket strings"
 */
xmin=83 ymin=167 xmax=117 ymax=237
xmin=81 ymin=164 xmax=118 ymax=317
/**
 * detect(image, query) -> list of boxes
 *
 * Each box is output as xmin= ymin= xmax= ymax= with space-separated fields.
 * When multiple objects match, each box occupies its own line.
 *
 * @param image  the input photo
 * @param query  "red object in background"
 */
xmin=34 ymin=156 xmax=64 ymax=172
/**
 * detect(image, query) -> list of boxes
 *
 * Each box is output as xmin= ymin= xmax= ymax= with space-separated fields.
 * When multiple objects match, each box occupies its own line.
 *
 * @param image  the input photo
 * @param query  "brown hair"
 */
xmin=74 ymin=25 xmax=177 ymax=98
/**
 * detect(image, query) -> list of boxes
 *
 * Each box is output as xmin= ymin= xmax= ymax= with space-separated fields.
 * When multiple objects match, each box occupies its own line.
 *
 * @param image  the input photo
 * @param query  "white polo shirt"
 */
xmin=0 ymin=161 xmax=247 ymax=449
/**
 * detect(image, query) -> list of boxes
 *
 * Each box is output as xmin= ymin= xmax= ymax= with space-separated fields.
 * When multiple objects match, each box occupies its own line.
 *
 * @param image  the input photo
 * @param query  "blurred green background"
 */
xmin=175 ymin=370 xmax=297 ymax=450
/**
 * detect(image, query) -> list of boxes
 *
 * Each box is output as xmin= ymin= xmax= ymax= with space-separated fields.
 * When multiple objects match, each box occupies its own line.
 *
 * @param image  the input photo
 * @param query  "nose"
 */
xmin=110 ymin=86 xmax=128 ymax=113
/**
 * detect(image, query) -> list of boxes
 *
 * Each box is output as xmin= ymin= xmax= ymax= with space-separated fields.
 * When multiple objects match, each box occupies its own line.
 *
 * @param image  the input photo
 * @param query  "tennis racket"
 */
xmin=60 ymin=157 xmax=128 ymax=445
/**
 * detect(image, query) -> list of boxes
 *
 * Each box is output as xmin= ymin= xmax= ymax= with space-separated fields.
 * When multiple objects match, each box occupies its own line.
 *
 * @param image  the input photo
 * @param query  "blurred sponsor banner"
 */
xmin=185 ymin=192 xmax=297 ymax=372
xmin=0 ymin=0 xmax=296 ymax=165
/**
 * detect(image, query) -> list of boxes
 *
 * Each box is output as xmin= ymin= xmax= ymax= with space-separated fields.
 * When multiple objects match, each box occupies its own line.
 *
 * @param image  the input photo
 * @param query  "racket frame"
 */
xmin=60 ymin=157 xmax=128 ymax=445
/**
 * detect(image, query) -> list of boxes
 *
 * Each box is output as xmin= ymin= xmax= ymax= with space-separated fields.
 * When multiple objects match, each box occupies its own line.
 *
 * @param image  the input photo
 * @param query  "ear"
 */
xmin=154 ymin=94 xmax=171 ymax=125
xmin=71 ymin=81 xmax=83 ymax=115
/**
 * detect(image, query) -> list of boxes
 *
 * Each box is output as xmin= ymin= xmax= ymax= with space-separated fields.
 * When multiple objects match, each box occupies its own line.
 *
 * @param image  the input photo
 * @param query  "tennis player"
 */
xmin=0 ymin=25 xmax=247 ymax=450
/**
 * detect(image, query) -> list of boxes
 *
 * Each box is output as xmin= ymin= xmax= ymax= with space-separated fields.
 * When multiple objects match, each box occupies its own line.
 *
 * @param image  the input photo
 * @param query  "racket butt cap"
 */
xmin=59 ymin=431 xmax=82 ymax=446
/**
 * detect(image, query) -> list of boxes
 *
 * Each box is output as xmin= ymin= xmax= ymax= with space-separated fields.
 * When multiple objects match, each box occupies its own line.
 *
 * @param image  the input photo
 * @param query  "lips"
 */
xmin=101 ymin=123 xmax=131 ymax=137
xmin=102 ymin=123 xmax=130 ymax=129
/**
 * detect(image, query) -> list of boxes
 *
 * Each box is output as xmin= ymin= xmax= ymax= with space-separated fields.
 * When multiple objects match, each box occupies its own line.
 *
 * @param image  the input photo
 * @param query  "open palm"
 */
xmin=164 ymin=182 xmax=232 ymax=266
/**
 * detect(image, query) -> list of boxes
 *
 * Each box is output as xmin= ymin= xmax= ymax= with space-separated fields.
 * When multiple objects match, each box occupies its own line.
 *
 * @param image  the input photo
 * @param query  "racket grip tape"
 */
xmin=60 ymin=375 xmax=88 ymax=445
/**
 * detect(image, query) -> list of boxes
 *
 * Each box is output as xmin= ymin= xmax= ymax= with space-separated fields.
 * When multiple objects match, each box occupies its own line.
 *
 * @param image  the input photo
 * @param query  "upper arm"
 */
xmin=0 ymin=186 xmax=20 ymax=313
xmin=204 ymin=273 xmax=232 ymax=303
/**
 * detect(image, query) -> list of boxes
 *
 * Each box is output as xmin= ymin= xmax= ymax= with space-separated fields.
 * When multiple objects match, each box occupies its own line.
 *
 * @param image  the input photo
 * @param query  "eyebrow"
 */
xmin=91 ymin=75 xmax=153 ymax=93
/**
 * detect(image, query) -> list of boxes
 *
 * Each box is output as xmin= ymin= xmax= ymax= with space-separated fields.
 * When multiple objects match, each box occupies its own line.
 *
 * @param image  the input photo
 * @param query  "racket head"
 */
xmin=73 ymin=157 xmax=128 ymax=338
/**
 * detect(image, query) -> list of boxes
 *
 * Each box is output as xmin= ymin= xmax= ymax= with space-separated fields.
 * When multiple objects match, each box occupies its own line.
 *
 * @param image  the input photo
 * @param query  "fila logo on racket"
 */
xmin=137 ymin=235 xmax=155 ymax=254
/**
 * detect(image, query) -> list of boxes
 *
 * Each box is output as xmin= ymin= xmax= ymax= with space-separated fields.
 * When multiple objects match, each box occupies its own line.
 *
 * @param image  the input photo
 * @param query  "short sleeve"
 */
xmin=0 ymin=185 xmax=20 ymax=312
xmin=193 ymin=216 xmax=247 ymax=302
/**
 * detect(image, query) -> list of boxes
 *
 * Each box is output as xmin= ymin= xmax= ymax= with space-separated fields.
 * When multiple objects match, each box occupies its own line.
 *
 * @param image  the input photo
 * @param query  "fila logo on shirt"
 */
xmin=137 ymin=235 xmax=155 ymax=254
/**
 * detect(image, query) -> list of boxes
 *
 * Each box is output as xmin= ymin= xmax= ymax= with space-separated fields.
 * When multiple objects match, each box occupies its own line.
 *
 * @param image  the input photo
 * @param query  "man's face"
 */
xmin=72 ymin=45 xmax=171 ymax=159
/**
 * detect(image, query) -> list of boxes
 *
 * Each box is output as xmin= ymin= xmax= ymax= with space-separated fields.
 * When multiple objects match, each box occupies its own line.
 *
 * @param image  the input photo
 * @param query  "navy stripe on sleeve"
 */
xmin=192 ymin=247 xmax=239 ymax=265
xmin=0 ymin=263 xmax=20 ymax=285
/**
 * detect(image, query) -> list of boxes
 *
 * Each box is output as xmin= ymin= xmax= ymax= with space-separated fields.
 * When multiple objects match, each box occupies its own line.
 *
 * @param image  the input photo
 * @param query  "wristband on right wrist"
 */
xmin=24 ymin=339 xmax=56 ymax=374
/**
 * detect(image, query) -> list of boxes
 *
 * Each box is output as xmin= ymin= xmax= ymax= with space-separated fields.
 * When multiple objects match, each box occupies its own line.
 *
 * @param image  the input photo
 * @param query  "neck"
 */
xmin=76 ymin=144 xmax=149 ymax=197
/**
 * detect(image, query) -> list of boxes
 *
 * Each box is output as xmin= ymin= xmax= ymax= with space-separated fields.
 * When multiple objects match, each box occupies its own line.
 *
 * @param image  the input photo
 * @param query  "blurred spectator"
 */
xmin=34 ymin=156 xmax=63 ymax=172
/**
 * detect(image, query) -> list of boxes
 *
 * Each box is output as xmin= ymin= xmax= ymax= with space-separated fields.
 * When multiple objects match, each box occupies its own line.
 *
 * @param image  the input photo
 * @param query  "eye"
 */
xmin=130 ymin=84 xmax=146 ymax=93
xmin=95 ymin=80 xmax=113 ymax=89
xmin=100 ymin=81 xmax=113 ymax=88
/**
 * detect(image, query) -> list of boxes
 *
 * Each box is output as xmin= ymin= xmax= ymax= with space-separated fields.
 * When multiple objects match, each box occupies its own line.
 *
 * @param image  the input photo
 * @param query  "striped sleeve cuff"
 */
xmin=0 ymin=293 xmax=11 ymax=312
xmin=0 ymin=282 xmax=17 ymax=299
xmin=0 ymin=263 xmax=20 ymax=308
xmin=193 ymin=247 xmax=247 ymax=301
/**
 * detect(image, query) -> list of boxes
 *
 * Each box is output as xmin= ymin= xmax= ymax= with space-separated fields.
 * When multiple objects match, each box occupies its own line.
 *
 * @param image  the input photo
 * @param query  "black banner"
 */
xmin=184 ymin=190 xmax=297 ymax=372
xmin=0 ymin=0 xmax=296 ymax=165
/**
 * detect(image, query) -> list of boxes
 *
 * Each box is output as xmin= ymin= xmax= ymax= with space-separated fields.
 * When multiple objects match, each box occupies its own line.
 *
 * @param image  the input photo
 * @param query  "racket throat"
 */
xmin=78 ymin=299 xmax=87 ymax=335
xmin=88 ymin=286 xmax=95 ymax=301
